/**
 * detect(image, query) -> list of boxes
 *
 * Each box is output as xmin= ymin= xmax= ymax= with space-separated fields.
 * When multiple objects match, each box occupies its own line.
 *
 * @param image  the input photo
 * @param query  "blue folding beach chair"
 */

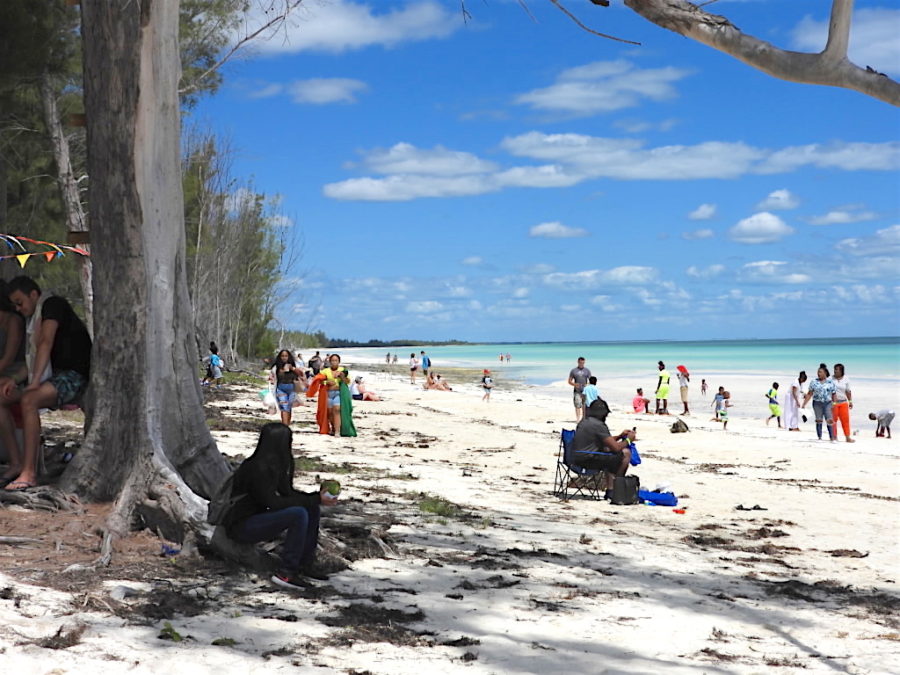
xmin=553 ymin=428 xmax=607 ymax=501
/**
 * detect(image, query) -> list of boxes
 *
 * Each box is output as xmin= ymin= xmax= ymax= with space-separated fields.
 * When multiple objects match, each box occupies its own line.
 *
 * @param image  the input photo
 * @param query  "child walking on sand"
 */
xmin=481 ymin=369 xmax=493 ymax=402
xmin=765 ymin=382 xmax=782 ymax=428
xmin=711 ymin=386 xmax=725 ymax=421
xmin=721 ymin=391 xmax=732 ymax=431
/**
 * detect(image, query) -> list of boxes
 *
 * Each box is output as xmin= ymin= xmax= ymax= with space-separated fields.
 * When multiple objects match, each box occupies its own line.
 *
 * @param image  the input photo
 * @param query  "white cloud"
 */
xmin=267 ymin=214 xmax=294 ymax=228
xmin=461 ymin=256 xmax=484 ymax=266
xmin=515 ymin=60 xmax=690 ymax=116
xmin=728 ymin=212 xmax=794 ymax=244
xmin=740 ymin=261 xmax=811 ymax=284
xmin=688 ymin=203 xmax=716 ymax=220
xmin=756 ymin=188 xmax=799 ymax=210
xmin=249 ymin=83 xmax=283 ymax=99
xmin=590 ymin=295 xmax=621 ymax=312
xmin=836 ymin=224 xmax=900 ymax=256
xmin=243 ymin=0 xmax=459 ymax=54
xmin=406 ymin=300 xmax=443 ymax=314
xmin=543 ymin=266 xmax=657 ymax=290
xmin=355 ymin=142 xmax=497 ymax=176
xmin=287 ymin=78 xmax=368 ymax=104
xmin=445 ymin=285 xmax=471 ymax=298
xmin=686 ymin=264 xmax=725 ymax=279
xmin=808 ymin=206 xmax=878 ymax=225
xmin=682 ymin=228 xmax=714 ymax=241
xmin=792 ymin=8 xmax=900 ymax=77
xmin=324 ymin=134 xmax=900 ymax=201
xmin=528 ymin=221 xmax=589 ymax=238
xmin=758 ymin=141 xmax=900 ymax=173
xmin=521 ymin=263 xmax=555 ymax=274
xmin=614 ymin=118 xmax=679 ymax=134
xmin=512 ymin=287 xmax=529 ymax=298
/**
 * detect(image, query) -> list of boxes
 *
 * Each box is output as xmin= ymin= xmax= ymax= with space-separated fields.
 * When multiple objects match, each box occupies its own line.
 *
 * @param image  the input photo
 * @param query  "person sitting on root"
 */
xmin=571 ymin=399 xmax=637 ymax=501
xmin=222 ymin=423 xmax=338 ymax=590
xmin=0 ymin=276 xmax=91 ymax=491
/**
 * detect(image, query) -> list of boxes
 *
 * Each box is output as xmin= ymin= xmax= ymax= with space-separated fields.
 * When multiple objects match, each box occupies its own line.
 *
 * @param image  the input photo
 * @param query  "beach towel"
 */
xmin=339 ymin=381 xmax=357 ymax=437
xmin=638 ymin=489 xmax=678 ymax=507
xmin=306 ymin=373 xmax=329 ymax=434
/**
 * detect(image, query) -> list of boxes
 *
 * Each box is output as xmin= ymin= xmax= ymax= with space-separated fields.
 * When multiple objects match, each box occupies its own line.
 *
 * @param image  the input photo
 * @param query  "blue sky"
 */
xmin=194 ymin=0 xmax=900 ymax=343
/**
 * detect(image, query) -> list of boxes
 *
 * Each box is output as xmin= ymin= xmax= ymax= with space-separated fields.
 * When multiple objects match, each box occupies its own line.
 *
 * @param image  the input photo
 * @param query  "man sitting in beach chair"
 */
xmin=572 ymin=399 xmax=636 ymax=501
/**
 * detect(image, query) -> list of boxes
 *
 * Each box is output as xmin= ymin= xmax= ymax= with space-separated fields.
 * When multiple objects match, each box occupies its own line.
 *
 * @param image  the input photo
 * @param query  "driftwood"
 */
xmin=0 ymin=486 xmax=82 ymax=512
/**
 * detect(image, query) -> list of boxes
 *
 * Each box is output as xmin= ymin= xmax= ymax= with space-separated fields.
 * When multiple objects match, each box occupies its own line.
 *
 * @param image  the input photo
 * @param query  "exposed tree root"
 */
xmin=0 ymin=486 xmax=82 ymax=512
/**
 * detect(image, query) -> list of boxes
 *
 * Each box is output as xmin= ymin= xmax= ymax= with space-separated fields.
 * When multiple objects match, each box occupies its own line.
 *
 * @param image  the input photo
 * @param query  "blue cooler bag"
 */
xmin=638 ymin=490 xmax=678 ymax=506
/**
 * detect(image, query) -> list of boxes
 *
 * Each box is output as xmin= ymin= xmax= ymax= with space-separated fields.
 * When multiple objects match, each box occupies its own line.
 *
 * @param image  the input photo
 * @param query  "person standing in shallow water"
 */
xmin=655 ymin=361 xmax=670 ymax=415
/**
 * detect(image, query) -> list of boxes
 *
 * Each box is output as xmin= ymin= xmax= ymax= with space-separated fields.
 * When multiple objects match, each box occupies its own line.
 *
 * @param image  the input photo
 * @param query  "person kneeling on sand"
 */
xmin=221 ymin=423 xmax=338 ymax=590
xmin=572 ymin=399 xmax=637 ymax=501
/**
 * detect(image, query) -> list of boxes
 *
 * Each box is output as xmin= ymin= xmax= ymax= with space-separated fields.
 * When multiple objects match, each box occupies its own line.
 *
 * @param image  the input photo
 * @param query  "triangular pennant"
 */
xmin=44 ymin=252 xmax=56 ymax=262
xmin=16 ymin=254 xmax=30 ymax=268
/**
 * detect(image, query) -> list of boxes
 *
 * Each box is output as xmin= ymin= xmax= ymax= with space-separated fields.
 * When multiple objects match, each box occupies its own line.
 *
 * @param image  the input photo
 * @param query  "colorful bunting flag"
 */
xmin=0 ymin=234 xmax=90 ymax=269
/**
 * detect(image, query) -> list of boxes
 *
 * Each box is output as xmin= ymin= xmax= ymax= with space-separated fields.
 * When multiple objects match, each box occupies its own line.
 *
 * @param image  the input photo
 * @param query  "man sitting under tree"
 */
xmin=571 ymin=398 xmax=636 ymax=501
xmin=0 ymin=276 xmax=92 ymax=491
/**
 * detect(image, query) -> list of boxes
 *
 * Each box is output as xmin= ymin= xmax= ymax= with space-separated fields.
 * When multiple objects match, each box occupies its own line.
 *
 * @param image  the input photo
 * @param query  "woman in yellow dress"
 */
xmin=655 ymin=360 xmax=671 ymax=415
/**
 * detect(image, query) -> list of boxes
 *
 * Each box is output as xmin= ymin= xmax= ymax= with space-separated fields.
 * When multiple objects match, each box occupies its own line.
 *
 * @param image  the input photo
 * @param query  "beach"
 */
xmin=0 ymin=365 xmax=897 ymax=674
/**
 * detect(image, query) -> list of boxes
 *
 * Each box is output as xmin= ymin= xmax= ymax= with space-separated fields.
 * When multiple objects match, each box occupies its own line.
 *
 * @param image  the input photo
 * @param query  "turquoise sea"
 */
xmin=344 ymin=337 xmax=900 ymax=386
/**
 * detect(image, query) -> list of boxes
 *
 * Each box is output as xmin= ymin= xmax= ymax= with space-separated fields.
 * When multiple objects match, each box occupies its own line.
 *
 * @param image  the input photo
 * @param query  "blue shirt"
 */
xmin=583 ymin=384 xmax=600 ymax=406
xmin=808 ymin=378 xmax=835 ymax=403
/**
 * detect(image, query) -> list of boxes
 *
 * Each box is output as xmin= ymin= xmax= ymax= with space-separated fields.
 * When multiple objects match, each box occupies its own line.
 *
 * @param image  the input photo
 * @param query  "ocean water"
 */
xmin=343 ymin=337 xmax=900 ymax=386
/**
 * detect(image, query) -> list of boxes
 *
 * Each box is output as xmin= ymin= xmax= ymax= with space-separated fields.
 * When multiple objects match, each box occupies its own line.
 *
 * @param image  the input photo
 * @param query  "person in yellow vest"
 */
xmin=655 ymin=360 xmax=670 ymax=415
xmin=765 ymin=382 xmax=782 ymax=428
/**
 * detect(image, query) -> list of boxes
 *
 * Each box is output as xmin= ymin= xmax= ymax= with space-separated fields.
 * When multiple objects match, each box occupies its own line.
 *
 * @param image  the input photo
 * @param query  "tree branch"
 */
xmin=619 ymin=0 xmax=899 ymax=106
xmin=179 ymin=1 xmax=306 ymax=96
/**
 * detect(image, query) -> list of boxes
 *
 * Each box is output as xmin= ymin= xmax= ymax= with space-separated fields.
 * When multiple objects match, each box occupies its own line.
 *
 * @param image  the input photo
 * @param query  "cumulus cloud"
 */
xmin=543 ymin=266 xmax=657 ymax=290
xmin=688 ymin=203 xmax=716 ymax=220
xmin=686 ymin=264 xmax=725 ymax=279
xmin=836 ymin=224 xmax=900 ymax=256
xmin=808 ymin=205 xmax=878 ymax=225
xmin=242 ymin=0 xmax=459 ymax=54
xmin=287 ymin=78 xmax=368 ymax=104
xmin=323 ymin=134 xmax=899 ymax=201
xmin=682 ymin=228 xmax=714 ymax=241
xmin=756 ymin=188 xmax=799 ymax=210
xmin=515 ymin=60 xmax=691 ymax=116
xmin=528 ymin=221 xmax=589 ymax=238
xmin=740 ymin=261 xmax=811 ymax=284
xmin=728 ymin=212 xmax=794 ymax=244
xmin=792 ymin=8 xmax=900 ymax=77
xmin=512 ymin=287 xmax=529 ymax=298
xmin=406 ymin=300 xmax=443 ymax=314
xmin=355 ymin=142 xmax=497 ymax=176
xmin=461 ymin=256 xmax=484 ymax=266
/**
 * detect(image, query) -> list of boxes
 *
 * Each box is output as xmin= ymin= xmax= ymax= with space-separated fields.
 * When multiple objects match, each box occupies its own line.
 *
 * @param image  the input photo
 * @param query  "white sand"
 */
xmin=1 ymin=367 xmax=897 ymax=674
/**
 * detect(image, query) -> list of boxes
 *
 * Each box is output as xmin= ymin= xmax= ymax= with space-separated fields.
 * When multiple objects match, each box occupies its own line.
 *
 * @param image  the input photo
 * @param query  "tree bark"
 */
xmin=39 ymin=72 xmax=94 ymax=336
xmin=63 ymin=0 xmax=229 ymax=546
xmin=621 ymin=0 xmax=900 ymax=106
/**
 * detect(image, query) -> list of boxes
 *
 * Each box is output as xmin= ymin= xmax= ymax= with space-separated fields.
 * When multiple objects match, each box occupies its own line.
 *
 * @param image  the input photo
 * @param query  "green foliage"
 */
xmin=211 ymin=637 xmax=237 ymax=647
xmin=158 ymin=622 xmax=183 ymax=642
xmin=294 ymin=455 xmax=353 ymax=475
xmin=418 ymin=495 xmax=462 ymax=519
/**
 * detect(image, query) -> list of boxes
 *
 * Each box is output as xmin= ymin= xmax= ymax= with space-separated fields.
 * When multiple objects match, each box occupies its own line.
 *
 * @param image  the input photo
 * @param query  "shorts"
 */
xmin=275 ymin=383 xmax=296 ymax=412
xmin=50 ymin=370 xmax=87 ymax=409
xmin=327 ymin=389 xmax=341 ymax=408
xmin=680 ymin=386 xmax=689 ymax=402
xmin=352 ymin=394 xmax=363 ymax=401
xmin=574 ymin=450 xmax=622 ymax=472
xmin=719 ymin=408 xmax=729 ymax=420
xmin=211 ymin=366 xmax=222 ymax=379
xmin=769 ymin=403 xmax=782 ymax=417
xmin=573 ymin=391 xmax=586 ymax=408
xmin=410 ymin=366 xmax=418 ymax=372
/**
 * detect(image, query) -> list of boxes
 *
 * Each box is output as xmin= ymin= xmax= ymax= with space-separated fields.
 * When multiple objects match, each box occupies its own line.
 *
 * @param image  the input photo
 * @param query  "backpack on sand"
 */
xmin=610 ymin=474 xmax=640 ymax=505
xmin=670 ymin=418 xmax=689 ymax=433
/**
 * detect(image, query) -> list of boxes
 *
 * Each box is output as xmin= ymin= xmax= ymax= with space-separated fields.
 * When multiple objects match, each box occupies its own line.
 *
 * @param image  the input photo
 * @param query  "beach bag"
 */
xmin=206 ymin=472 xmax=246 ymax=525
xmin=610 ymin=475 xmax=640 ymax=505
xmin=628 ymin=442 xmax=641 ymax=466
xmin=638 ymin=489 xmax=678 ymax=507
xmin=670 ymin=418 xmax=689 ymax=433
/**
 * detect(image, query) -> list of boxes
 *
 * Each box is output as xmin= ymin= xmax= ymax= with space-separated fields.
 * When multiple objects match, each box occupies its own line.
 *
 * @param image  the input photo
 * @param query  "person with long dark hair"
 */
xmin=831 ymin=363 xmax=854 ymax=443
xmin=223 ymin=423 xmax=338 ymax=589
xmin=802 ymin=364 xmax=836 ymax=441
xmin=270 ymin=349 xmax=302 ymax=425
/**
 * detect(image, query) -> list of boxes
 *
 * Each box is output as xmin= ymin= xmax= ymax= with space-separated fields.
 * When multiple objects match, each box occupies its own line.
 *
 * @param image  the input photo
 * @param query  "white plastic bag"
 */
xmin=263 ymin=390 xmax=277 ymax=415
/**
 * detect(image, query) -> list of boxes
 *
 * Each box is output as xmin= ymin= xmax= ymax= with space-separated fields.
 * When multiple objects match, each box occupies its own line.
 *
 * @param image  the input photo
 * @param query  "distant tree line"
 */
xmin=266 ymin=329 xmax=470 ymax=352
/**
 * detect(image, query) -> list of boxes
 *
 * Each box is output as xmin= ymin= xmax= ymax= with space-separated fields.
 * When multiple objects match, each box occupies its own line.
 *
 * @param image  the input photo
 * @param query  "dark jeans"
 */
xmin=232 ymin=505 xmax=320 ymax=572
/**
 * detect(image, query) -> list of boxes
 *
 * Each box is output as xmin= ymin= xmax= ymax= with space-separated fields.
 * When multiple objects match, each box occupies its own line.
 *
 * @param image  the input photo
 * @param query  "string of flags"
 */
xmin=0 ymin=234 xmax=90 ymax=268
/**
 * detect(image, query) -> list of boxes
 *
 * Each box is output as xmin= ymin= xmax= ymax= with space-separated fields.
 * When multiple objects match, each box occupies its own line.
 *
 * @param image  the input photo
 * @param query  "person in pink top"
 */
xmin=632 ymin=387 xmax=650 ymax=414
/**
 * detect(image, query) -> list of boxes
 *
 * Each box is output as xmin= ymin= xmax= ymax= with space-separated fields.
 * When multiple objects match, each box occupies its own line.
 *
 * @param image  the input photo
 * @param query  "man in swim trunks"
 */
xmin=568 ymin=357 xmax=591 ymax=422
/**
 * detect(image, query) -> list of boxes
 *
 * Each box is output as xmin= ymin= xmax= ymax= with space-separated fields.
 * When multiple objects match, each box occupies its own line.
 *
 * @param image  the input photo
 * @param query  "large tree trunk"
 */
xmin=39 ymin=72 xmax=94 ymax=335
xmin=61 ymin=0 xmax=228 ymax=550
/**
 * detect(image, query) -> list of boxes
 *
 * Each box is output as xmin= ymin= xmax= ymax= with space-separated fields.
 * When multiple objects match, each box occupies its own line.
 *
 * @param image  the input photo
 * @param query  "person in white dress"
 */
xmin=783 ymin=370 xmax=807 ymax=431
